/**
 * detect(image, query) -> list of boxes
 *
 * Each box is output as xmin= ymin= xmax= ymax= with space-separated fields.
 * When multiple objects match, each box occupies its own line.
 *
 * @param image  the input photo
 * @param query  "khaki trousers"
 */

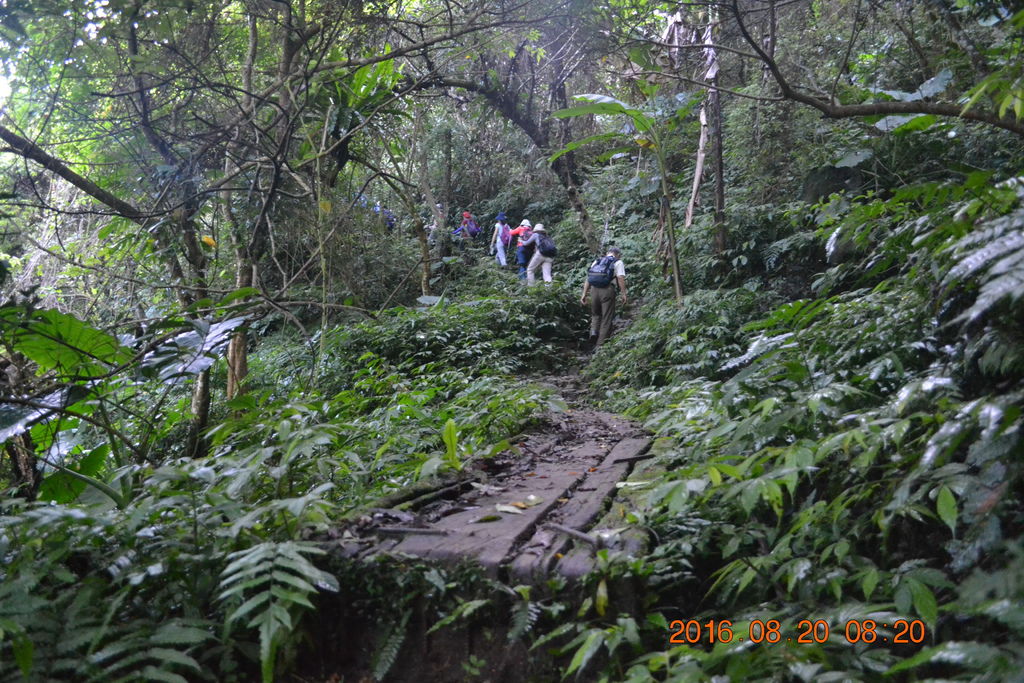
xmin=590 ymin=286 xmax=616 ymax=346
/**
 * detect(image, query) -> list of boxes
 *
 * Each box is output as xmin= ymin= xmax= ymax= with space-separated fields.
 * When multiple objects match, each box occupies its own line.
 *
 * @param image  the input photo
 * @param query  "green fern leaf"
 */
xmin=946 ymin=230 xmax=1024 ymax=284
xmin=508 ymin=600 xmax=540 ymax=642
xmin=150 ymin=623 xmax=212 ymax=647
xmin=139 ymin=666 xmax=189 ymax=683
xmin=960 ymin=271 xmax=1024 ymax=322
xmin=371 ymin=614 xmax=409 ymax=681
xmin=219 ymin=542 xmax=338 ymax=683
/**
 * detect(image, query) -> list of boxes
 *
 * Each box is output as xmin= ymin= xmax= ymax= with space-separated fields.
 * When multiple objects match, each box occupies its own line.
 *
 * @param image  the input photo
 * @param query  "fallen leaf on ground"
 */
xmin=472 ymin=514 xmax=502 ymax=523
xmin=495 ymin=504 xmax=524 ymax=515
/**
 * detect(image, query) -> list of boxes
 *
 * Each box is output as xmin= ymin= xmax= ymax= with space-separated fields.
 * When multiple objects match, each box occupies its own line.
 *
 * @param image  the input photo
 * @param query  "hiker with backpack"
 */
xmin=452 ymin=211 xmax=480 ymax=245
xmin=580 ymin=246 xmax=627 ymax=347
xmin=523 ymin=224 xmax=557 ymax=285
xmin=509 ymin=219 xmax=534 ymax=280
xmin=490 ymin=212 xmax=512 ymax=267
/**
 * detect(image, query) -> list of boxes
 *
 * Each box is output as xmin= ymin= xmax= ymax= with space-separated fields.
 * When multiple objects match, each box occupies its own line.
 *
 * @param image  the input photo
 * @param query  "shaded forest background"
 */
xmin=1 ymin=0 xmax=1023 ymax=680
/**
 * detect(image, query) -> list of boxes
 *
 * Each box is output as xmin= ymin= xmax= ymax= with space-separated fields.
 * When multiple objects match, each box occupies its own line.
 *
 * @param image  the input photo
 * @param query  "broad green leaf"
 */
xmin=0 ymin=385 xmax=89 ymax=444
xmin=38 ymin=443 xmax=110 ymax=503
xmin=140 ymin=667 xmax=188 ymax=683
xmin=595 ymin=579 xmax=608 ymax=617
xmin=146 ymin=648 xmax=201 ymax=672
xmin=861 ymin=567 xmax=879 ymax=600
xmin=427 ymin=599 xmax=489 ymax=635
xmin=11 ymin=631 xmax=33 ymax=677
xmin=597 ymin=145 xmax=637 ymax=162
xmin=220 ymin=287 xmax=260 ymax=305
xmin=442 ymin=418 xmax=458 ymax=461
xmin=150 ymin=623 xmax=213 ymax=646
xmin=936 ymin=486 xmax=957 ymax=533
xmin=886 ymin=641 xmax=1003 ymax=675
xmin=12 ymin=309 xmax=131 ymax=377
xmin=907 ymin=578 xmax=939 ymax=625
xmin=548 ymin=131 xmax=622 ymax=163
xmin=564 ymin=629 xmax=604 ymax=678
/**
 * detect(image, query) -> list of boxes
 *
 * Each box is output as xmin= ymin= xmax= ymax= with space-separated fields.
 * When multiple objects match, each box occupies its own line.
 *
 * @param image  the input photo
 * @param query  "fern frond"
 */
xmin=219 ymin=541 xmax=339 ymax=683
xmin=946 ymin=228 xmax=1024 ymax=284
xmin=959 ymin=271 xmax=1024 ymax=323
xmin=942 ymin=205 xmax=1024 ymax=324
xmin=762 ymin=230 xmax=816 ymax=270
xmin=508 ymin=600 xmax=541 ymax=642
xmin=371 ymin=613 xmax=409 ymax=682
xmin=83 ymin=620 xmax=210 ymax=683
xmin=426 ymin=598 xmax=489 ymax=635
xmin=720 ymin=332 xmax=795 ymax=373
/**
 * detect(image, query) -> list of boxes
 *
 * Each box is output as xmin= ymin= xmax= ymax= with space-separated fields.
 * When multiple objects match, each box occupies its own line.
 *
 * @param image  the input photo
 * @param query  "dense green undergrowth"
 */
xmin=3 ymin=172 xmax=1022 ymax=681
xmin=545 ymin=177 xmax=1024 ymax=681
xmin=0 ymin=286 xmax=585 ymax=681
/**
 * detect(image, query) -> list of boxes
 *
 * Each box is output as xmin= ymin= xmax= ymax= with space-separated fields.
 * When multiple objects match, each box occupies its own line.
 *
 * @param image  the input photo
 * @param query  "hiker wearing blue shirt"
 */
xmin=490 ymin=212 xmax=512 ymax=267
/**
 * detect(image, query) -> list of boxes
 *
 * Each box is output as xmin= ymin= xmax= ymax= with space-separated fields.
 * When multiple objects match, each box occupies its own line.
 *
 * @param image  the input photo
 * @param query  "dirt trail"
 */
xmin=334 ymin=374 xmax=652 ymax=582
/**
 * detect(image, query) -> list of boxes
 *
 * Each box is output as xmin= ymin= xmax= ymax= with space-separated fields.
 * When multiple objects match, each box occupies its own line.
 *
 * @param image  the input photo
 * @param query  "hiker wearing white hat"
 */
xmin=522 ymin=224 xmax=557 ymax=285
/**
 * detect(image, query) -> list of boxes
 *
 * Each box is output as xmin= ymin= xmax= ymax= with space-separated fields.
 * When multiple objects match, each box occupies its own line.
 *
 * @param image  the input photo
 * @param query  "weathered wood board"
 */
xmin=340 ymin=409 xmax=652 ymax=581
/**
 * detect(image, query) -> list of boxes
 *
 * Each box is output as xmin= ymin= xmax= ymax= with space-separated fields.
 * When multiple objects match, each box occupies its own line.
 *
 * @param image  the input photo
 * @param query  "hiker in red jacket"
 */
xmin=509 ymin=219 xmax=534 ymax=280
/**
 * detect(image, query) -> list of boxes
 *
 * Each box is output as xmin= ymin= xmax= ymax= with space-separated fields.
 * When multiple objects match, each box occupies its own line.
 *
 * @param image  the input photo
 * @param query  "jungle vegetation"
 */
xmin=1 ymin=0 xmax=1022 ymax=680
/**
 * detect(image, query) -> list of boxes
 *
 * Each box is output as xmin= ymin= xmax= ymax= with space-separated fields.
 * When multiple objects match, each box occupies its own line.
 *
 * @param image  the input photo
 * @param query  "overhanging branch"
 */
xmin=727 ymin=1 xmax=1024 ymax=137
xmin=0 ymin=123 xmax=149 ymax=222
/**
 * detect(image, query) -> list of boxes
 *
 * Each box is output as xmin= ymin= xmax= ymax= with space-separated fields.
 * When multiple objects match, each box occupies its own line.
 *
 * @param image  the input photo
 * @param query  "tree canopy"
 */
xmin=1 ymin=0 xmax=1023 ymax=680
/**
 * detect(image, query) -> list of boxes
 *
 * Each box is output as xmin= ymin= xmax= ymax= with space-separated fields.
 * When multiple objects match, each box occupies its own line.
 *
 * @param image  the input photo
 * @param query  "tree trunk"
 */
xmin=414 ymin=107 xmax=445 ymax=286
xmin=683 ymin=105 xmax=709 ymax=241
xmin=417 ymin=222 xmax=433 ymax=296
xmin=224 ymin=12 xmax=258 ymax=402
xmin=5 ymin=435 xmax=41 ymax=499
xmin=711 ymin=87 xmax=727 ymax=257
xmin=442 ymin=127 xmax=452 ymax=218
xmin=226 ymin=261 xmax=253 ymax=400
xmin=186 ymin=369 xmax=211 ymax=459
xmin=708 ymin=8 xmax=727 ymax=258
xmin=553 ymin=154 xmax=599 ymax=254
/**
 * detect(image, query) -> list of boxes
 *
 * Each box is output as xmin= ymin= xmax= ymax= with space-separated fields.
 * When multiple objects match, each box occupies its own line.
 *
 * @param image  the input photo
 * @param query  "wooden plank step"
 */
xmin=387 ymin=442 xmax=608 ymax=574
xmin=509 ymin=437 xmax=651 ymax=581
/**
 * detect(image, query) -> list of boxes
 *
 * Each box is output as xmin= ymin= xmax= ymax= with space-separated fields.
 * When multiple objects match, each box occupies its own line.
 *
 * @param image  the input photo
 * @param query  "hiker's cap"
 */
xmin=462 ymin=211 xmax=471 ymax=218
xmin=520 ymin=219 xmax=532 ymax=227
xmin=496 ymin=212 xmax=507 ymax=221
xmin=532 ymin=224 xmax=546 ymax=233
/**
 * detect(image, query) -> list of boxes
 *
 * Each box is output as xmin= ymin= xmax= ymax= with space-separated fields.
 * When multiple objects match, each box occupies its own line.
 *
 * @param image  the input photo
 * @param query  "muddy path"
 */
xmin=333 ymin=372 xmax=652 ymax=583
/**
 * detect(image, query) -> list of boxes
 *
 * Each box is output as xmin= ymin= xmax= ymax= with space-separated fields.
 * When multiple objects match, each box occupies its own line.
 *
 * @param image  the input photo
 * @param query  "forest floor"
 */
xmin=308 ymin=315 xmax=659 ymax=680
xmin=331 ymin=299 xmax=652 ymax=584
xmin=333 ymin=371 xmax=653 ymax=583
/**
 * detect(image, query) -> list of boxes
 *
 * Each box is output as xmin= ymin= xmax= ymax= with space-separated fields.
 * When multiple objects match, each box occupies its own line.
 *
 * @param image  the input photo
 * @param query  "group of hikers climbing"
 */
xmin=452 ymin=210 xmax=629 ymax=347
